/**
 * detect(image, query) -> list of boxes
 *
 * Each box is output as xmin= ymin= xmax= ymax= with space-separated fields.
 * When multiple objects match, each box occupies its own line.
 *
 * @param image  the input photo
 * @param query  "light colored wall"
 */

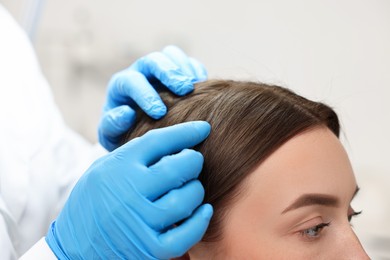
xmin=2 ymin=0 xmax=390 ymax=257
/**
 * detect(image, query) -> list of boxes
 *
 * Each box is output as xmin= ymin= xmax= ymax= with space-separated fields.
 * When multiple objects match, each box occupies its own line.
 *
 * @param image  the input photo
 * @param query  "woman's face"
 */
xmin=190 ymin=127 xmax=369 ymax=259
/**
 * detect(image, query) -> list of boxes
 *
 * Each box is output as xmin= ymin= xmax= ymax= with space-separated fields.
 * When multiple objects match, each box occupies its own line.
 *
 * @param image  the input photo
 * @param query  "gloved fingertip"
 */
xmin=147 ymin=103 xmax=167 ymax=119
xmin=103 ymin=141 xmax=117 ymax=152
xmin=190 ymin=77 xmax=200 ymax=84
xmin=177 ymin=82 xmax=195 ymax=96
xmin=162 ymin=69 xmax=196 ymax=96
xmin=110 ymin=106 xmax=136 ymax=130
xmin=98 ymin=106 xmax=137 ymax=151
xmin=98 ymin=129 xmax=119 ymax=151
xmin=190 ymin=121 xmax=211 ymax=139
xmin=200 ymin=204 xmax=213 ymax=221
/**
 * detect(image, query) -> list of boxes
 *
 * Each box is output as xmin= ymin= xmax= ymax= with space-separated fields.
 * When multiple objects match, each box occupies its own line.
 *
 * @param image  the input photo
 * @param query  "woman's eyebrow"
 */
xmin=281 ymin=194 xmax=339 ymax=214
xmin=281 ymin=186 xmax=360 ymax=214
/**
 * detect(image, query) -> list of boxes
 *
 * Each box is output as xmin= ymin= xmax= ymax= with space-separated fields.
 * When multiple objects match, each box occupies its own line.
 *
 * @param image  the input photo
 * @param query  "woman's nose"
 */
xmin=339 ymin=227 xmax=370 ymax=260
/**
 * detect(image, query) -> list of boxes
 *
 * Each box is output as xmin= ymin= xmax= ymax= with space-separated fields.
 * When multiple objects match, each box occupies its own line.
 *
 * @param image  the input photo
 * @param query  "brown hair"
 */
xmin=123 ymin=80 xmax=340 ymax=242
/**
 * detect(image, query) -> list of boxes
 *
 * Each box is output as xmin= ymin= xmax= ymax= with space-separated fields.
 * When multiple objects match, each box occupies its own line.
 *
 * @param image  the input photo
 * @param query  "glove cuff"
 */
xmin=45 ymin=221 xmax=70 ymax=260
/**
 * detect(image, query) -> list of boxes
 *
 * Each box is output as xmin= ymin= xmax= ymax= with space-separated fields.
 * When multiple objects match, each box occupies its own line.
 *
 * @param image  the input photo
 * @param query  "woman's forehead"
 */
xmin=241 ymin=127 xmax=357 ymax=214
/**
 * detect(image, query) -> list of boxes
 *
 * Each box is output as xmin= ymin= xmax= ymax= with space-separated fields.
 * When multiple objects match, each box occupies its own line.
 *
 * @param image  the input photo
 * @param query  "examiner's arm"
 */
xmin=0 ymin=4 xmax=100 ymax=258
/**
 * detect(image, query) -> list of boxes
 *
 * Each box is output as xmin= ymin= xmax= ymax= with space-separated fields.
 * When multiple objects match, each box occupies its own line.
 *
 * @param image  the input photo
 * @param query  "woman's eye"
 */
xmin=299 ymin=222 xmax=331 ymax=241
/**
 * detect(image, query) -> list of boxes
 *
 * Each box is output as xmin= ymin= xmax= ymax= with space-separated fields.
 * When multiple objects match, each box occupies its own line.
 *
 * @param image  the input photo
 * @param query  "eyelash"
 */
xmin=348 ymin=210 xmax=362 ymax=222
xmin=300 ymin=222 xmax=331 ymax=241
xmin=299 ymin=210 xmax=362 ymax=241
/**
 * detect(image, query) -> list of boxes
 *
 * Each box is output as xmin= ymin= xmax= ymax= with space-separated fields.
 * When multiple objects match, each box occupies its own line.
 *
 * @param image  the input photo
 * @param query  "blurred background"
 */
xmin=1 ymin=0 xmax=389 ymax=258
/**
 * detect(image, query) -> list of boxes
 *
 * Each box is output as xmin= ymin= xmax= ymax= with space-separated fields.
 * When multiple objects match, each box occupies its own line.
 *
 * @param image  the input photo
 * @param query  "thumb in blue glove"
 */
xmin=46 ymin=121 xmax=213 ymax=259
xmin=98 ymin=46 xmax=208 ymax=151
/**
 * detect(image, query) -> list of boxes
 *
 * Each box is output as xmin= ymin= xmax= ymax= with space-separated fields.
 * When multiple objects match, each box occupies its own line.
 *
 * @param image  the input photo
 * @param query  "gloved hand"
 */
xmin=98 ymin=45 xmax=208 ymax=151
xmin=46 ymin=121 xmax=213 ymax=259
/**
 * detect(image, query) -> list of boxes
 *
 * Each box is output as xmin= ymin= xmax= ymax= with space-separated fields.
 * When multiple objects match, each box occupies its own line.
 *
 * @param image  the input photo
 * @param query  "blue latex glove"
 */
xmin=98 ymin=45 xmax=208 ymax=151
xmin=46 ymin=121 xmax=213 ymax=259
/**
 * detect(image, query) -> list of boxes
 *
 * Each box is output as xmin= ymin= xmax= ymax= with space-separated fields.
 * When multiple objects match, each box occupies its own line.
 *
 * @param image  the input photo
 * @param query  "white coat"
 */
xmin=0 ymin=4 xmax=105 ymax=259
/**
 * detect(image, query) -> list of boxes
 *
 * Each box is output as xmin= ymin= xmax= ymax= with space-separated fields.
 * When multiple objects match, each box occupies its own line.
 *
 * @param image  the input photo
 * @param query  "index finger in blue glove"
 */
xmin=121 ymin=121 xmax=211 ymax=166
xmin=105 ymin=70 xmax=167 ymax=119
xmin=130 ymin=51 xmax=195 ymax=96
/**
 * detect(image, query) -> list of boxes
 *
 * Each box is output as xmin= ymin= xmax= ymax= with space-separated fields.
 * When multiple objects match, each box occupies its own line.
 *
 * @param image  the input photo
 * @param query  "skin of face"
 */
xmin=189 ymin=127 xmax=369 ymax=259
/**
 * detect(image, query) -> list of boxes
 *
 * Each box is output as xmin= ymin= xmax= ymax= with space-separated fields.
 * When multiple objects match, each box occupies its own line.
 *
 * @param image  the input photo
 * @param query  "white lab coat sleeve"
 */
xmin=0 ymin=4 xmax=106 ymax=258
xmin=19 ymin=238 xmax=56 ymax=260
xmin=0 ymin=198 xmax=18 ymax=260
